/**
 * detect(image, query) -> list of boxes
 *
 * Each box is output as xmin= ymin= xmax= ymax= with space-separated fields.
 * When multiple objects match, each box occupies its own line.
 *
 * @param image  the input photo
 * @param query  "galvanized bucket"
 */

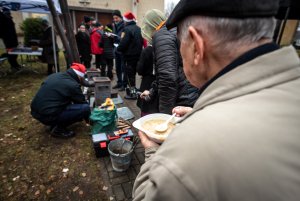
xmin=108 ymin=138 xmax=133 ymax=172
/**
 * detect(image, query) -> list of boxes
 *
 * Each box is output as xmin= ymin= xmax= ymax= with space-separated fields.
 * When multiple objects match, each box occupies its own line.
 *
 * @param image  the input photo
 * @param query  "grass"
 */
xmin=0 ymin=51 xmax=109 ymax=200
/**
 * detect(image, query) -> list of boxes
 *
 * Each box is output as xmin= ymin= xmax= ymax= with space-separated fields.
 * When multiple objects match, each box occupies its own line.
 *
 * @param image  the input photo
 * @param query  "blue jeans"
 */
xmin=55 ymin=104 xmax=90 ymax=128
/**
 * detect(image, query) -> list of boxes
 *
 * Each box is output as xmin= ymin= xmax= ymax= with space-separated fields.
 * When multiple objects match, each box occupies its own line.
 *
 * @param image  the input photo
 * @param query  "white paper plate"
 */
xmin=132 ymin=113 xmax=180 ymax=143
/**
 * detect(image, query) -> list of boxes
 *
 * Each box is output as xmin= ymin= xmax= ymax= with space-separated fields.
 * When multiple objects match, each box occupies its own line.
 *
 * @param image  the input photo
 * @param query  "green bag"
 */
xmin=90 ymin=107 xmax=117 ymax=134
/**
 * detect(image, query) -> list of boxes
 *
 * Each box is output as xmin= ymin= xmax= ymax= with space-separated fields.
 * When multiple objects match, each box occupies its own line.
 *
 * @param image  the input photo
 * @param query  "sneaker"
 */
xmin=50 ymin=126 xmax=75 ymax=139
xmin=124 ymin=94 xmax=137 ymax=100
xmin=112 ymin=84 xmax=121 ymax=89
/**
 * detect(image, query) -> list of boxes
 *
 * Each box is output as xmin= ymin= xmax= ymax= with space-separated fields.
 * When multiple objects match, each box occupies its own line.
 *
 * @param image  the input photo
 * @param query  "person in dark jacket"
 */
xmin=39 ymin=19 xmax=59 ymax=75
xmin=0 ymin=8 xmax=21 ymax=72
xmin=99 ymin=24 xmax=115 ymax=79
xmin=112 ymin=10 xmax=126 ymax=90
xmin=117 ymin=11 xmax=143 ymax=99
xmin=140 ymin=9 xmax=199 ymax=114
xmin=136 ymin=45 xmax=158 ymax=116
xmin=31 ymin=63 xmax=90 ymax=138
xmin=76 ymin=25 xmax=91 ymax=69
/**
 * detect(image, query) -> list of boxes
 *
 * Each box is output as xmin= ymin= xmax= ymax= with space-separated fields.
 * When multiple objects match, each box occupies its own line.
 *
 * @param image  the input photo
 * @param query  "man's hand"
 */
xmin=172 ymin=106 xmax=193 ymax=117
xmin=138 ymin=131 xmax=159 ymax=149
xmin=140 ymin=90 xmax=150 ymax=99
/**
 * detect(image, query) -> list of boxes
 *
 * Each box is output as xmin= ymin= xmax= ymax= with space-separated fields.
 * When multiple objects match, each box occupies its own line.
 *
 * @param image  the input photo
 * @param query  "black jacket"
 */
xmin=117 ymin=21 xmax=143 ymax=61
xmin=152 ymin=25 xmax=200 ymax=114
xmin=76 ymin=31 xmax=91 ymax=61
xmin=113 ymin=20 xmax=124 ymax=44
xmin=0 ymin=11 xmax=18 ymax=48
xmin=100 ymin=32 xmax=114 ymax=59
xmin=31 ymin=69 xmax=87 ymax=123
xmin=136 ymin=46 xmax=158 ymax=113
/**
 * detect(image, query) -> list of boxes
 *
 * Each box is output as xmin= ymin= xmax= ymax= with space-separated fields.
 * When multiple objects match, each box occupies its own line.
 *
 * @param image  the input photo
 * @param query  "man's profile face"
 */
xmin=113 ymin=15 xmax=122 ymax=23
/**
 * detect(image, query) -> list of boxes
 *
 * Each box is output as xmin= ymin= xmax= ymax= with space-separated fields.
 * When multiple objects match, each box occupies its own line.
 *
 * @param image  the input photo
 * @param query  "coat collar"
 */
xmin=67 ymin=68 xmax=81 ymax=83
xmin=125 ymin=21 xmax=136 ymax=26
xmin=180 ymin=46 xmax=300 ymax=122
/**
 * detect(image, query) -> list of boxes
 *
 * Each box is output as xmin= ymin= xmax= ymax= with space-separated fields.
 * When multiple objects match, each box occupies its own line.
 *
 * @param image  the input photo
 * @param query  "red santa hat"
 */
xmin=123 ymin=12 xmax=136 ymax=22
xmin=71 ymin=63 xmax=86 ymax=77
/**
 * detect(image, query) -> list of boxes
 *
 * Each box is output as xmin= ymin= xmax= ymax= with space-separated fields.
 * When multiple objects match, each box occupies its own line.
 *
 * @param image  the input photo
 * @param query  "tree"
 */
xmin=20 ymin=18 xmax=44 ymax=47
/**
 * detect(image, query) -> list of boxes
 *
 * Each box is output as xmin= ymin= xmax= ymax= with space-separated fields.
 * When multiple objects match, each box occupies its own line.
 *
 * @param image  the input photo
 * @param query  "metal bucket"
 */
xmin=108 ymin=138 xmax=133 ymax=172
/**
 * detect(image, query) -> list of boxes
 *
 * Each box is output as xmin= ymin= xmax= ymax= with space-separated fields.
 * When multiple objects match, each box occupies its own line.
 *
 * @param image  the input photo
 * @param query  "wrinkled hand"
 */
xmin=138 ymin=131 xmax=159 ymax=149
xmin=172 ymin=106 xmax=193 ymax=117
xmin=140 ymin=90 xmax=150 ymax=99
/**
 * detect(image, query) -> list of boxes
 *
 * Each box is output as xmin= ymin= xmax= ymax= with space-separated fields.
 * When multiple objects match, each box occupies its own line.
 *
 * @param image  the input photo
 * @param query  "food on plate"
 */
xmin=142 ymin=119 xmax=175 ymax=135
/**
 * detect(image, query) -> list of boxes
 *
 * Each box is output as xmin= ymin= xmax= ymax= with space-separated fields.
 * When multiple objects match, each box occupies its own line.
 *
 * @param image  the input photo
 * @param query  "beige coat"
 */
xmin=133 ymin=46 xmax=300 ymax=201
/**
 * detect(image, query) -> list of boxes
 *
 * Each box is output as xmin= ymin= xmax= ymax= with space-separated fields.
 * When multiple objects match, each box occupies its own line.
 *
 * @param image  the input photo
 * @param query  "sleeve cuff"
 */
xmin=145 ymin=146 xmax=159 ymax=162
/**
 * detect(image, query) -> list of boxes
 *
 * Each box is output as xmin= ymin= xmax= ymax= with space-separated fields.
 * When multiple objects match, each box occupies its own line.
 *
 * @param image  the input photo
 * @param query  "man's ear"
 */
xmin=188 ymin=26 xmax=204 ymax=66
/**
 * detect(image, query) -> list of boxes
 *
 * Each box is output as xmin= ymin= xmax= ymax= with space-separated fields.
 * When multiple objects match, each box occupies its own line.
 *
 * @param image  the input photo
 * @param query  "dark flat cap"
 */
xmin=166 ymin=0 xmax=280 ymax=29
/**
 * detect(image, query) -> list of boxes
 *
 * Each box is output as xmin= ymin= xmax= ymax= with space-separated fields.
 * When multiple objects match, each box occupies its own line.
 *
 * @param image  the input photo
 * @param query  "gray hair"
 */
xmin=178 ymin=16 xmax=276 ymax=55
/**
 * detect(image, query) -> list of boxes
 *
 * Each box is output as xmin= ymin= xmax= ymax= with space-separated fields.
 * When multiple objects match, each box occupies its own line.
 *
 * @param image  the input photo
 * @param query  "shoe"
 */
xmin=124 ymin=94 xmax=137 ymax=100
xmin=50 ymin=126 xmax=75 ymax=139
xmin=112 ymin=84 xmax=121 ymax=89
xmin=118 ymin=87 xmax=125 ymax=92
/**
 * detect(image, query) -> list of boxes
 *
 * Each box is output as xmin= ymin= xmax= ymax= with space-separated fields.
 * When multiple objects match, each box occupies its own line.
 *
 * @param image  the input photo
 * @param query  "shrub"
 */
xmin=20 ymin=18 xmax=44 ymax=47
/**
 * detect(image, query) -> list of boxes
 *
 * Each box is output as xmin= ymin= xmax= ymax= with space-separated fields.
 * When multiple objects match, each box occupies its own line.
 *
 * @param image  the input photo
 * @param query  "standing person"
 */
xmin=0 ymin=8 xmax=21 ymax=72
xmin=99 ymin=24 xmax=115 ymax=79
xmin=90 ymin=22 xmax=104 ymax=70
xmin=31 ymin=63 xmax=90 ymax=138
xmin=136 ymin=45 xmax=158 ymax=116
xmin=117 ymin=11 xmax=143 ymax=99
xmin=83 ymin=16 xmax=92 ymax=34
xmin=76 ymin=24 xmax=91 ymax=69
xmin=39 ymin=19 xmax=59 ymax=75
xmin=112 ymin=10 xmax=125 ymax=90
xmin=133 ymin=0 xmax=300 ymax=200
xmin=140 ymin=9 xmax=199 ymax=114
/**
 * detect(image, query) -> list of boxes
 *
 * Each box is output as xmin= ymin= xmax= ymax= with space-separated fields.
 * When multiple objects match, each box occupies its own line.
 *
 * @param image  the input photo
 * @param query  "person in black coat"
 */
xmin=0 ymin=8 xmax=21 ymax=72
xmin=140 ymin=10 xmax=200 ymax=114
xmin=112 ymin=10 xmax=126 ymax=89
xmin=76 ymin=24 xmax=91 ymax=69
xmin=39 ymin=19 xmax=59 ymax=75
xmin=136 ymin=45 xmax=158 ymax=116
xmin=117 ymin=12 xmax=143 ymax=99
xmin=31 ymin=63 xmax=90 ymax=138
xmin=99 ymin=24 xmax=114 ymax=79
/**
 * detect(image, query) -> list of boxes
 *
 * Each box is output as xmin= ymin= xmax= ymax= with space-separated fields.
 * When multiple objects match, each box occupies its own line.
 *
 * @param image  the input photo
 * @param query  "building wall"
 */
xmin=136 ymin=0 xmax=164 ymax=24
xmin=67 ymin=0 xmax=164 ymax=25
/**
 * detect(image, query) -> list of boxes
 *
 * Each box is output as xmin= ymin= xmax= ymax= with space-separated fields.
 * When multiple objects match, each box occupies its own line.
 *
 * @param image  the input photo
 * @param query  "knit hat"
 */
xmin=123 ymin=12 xmax=136 ymax=22
xmin=84 ymin=16 xmax=91 ymax=23
xmin=71 ymin=63 xmax=86 ymax=77
xmin=141 ymin=9 xmax=166 ymax=44
xmin=112 ymin=10 xmax=123 ymax=18
xmin=93 ymin=22 xmax=102 ymax=27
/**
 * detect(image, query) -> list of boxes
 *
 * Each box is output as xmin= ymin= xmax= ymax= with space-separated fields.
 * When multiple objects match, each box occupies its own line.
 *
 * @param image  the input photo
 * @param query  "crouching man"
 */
xmin=31 ymin=63 xmax=90 ymax=138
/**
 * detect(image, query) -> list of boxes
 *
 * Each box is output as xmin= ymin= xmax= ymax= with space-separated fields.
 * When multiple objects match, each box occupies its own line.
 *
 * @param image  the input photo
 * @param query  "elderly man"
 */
xmin=31 ymin=63 xmax=90 ymax=138
xmin=133 ymin=0 xmax=300 ymax=200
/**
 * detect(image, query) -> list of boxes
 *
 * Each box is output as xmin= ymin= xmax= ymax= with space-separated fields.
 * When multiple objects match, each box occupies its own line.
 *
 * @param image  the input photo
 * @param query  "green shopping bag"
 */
xmin=90 ymin=107 xmax=117 ymax=134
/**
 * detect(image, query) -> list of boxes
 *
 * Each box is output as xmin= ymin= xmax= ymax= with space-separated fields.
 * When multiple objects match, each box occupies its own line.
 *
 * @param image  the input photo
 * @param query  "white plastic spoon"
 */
xmin=155 ymin=113 xmax=176 ymax=133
